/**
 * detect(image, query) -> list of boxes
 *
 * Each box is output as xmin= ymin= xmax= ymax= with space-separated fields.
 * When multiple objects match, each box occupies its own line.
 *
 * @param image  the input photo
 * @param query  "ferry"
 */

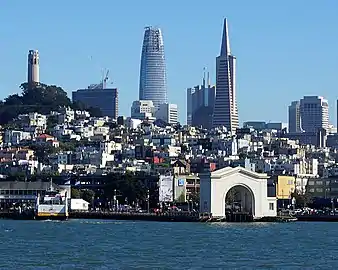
xmin=34 ymin=181 xmax=69 ymax=220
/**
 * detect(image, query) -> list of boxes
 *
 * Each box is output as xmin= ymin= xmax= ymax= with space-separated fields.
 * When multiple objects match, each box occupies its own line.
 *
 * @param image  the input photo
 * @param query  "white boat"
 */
xmin=34 ymin=181 xmax=69 ymax=220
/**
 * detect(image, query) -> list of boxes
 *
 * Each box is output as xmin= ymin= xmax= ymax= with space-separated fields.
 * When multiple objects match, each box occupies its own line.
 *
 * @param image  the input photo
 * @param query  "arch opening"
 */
xmin=224 ymin=185 xmax=255 ymax=215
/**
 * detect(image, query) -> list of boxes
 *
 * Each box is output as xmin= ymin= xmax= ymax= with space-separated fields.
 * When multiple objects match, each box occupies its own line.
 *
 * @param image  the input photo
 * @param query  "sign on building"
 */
xmin=178 ymin=179 xmax=185 ymax=186
xmin=159 ymin=175 xmax=173 ymax=202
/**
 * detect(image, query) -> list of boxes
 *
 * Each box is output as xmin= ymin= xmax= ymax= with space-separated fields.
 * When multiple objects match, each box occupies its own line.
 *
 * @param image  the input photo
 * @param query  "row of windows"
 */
xmin=0 ymin=190 xmax=41 ymax=195
xmin=308 ymin=180 xmax=330 ymax=186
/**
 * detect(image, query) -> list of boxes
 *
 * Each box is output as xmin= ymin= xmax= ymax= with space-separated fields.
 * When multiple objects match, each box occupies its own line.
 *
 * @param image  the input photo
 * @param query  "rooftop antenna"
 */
xmin=203 ymin=67 xmax=206 ymax=88
xmin=49 ymin=178 xmax=53 ymax=191
xmin=207 ymin=71 xmax=210 ymax=88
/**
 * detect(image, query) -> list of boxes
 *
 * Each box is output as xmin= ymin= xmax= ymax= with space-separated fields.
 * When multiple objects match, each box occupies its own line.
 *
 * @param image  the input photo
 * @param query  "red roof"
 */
xmin=37 ymin=134 xmax=53 ymax=139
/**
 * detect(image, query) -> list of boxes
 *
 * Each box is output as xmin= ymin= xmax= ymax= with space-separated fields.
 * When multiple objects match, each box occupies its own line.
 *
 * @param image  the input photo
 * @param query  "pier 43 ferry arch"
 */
xmin=199 ymin=167 xmax=277 ymax=219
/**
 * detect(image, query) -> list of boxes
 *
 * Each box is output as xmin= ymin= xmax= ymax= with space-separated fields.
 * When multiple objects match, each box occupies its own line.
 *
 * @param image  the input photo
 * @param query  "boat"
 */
xmin=34 ymin=180 xmax=69 ymax=220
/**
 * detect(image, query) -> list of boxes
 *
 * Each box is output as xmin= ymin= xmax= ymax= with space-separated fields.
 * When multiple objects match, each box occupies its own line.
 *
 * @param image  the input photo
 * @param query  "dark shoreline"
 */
xmin=295 ymin=214 xmax=338 ymax=222
xmin=7 ymin=211 xmax=338 ymax=223
xmin=0 ymin=210 xmax=299 ymax=222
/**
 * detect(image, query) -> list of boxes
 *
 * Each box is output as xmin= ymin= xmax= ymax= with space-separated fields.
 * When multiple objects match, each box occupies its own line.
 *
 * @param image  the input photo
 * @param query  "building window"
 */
xmin=269 ymin=203 xmax=274 ymax=210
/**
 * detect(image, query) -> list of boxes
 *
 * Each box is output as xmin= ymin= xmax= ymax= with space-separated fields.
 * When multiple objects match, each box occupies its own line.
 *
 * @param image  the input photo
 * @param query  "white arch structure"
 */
xmin=200 ymin=167 xmax=277 ymax=219
xmin=224 ymin=184 xmax=255 ymax=215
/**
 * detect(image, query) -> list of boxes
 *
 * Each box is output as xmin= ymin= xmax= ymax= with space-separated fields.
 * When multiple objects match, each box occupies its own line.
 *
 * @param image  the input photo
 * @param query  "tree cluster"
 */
xmin=102 ymin=172 xmax=158 ymax=208
xmin=291 ymin=190 xmax=313 ymax=208
xmin=0 ymin=82 xmax=103 ymax=125
xmin=0 ymin=83 xmax=71 ymax=125
xmin=71 ymin=188 xmax=95 ymax=203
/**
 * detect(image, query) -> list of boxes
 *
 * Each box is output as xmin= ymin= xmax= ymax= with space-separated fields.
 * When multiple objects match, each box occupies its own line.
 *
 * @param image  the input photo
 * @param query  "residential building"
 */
xmin=274 ymin=175 xmax=295 ymax=208
xmin=243 ymin=121 xmax=286 ymax=131
xmin=4 ymin=130 xmax=31 ymax=145
xmin=139 ymin=26 xmax=167 ymax=110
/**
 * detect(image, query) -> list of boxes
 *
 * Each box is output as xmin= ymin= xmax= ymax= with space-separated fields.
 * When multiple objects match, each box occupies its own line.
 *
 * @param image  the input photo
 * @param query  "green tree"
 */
xmin=5 ymin=94 xmax=23 ymax=105
xmin=0 ymin=82 xmax=72 ymax=125
xmin=291 ymin=190 xmax=313 ymax=208
xmin=176 ymin=192 xmax=186 ymax=203
xmin=189 ymin=190 xmax=200 ymax=204
xmin=71 ymin=188 xmax=82 ymax=199
xmin=46 ymin=115 xmax=58 ymax=132
xmin=59 ymin=142 xmax=76 ymax=152
xmin=81 ymin=189 xmax=95 ymax=203
xmin=30 ymin=144 xmax=58 ymax=163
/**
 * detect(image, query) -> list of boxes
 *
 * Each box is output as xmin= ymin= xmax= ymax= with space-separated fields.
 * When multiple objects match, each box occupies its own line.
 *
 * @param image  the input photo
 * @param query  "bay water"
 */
xmin=0 ymin=220 xmax=336 ymax=269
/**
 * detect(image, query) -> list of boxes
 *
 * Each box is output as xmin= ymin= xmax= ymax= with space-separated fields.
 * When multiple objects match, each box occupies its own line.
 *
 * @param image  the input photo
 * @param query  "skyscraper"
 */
xmin=139 ymin=26 xmax=168 ymax=110
xmin=131 ymin=100 xmax=155 ymax=120
xmin=27 ymin=50 xmax=40 ymax=86
xmin=186 ymin=71 xmax=216 ymax=129
xmin=288 ymin=101 xmax=302 ymax=133
xmin=72 ymin=88 xmax=118 ymax=119
xmin=300 ymin=96 xmax=329 ymax=132
xmin=155 ymin=103 xmax=178 ymax=124
xmin=186 ymin=87 xmax=193 ymax=126
xmin=212 ymin=18 xmax=239 ymax=133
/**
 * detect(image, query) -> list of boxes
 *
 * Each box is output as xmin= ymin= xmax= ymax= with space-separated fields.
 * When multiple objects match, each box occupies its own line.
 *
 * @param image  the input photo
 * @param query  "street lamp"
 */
xmin=114 ymin=189 xmax=117 ymax=212
xmin=147 ymin=189 xmax=150 ymax=213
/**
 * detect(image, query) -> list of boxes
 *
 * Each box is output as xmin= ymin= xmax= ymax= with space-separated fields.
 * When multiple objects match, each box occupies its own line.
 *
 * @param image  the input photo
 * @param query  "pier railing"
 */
xmin=68 ymin=210 xmax=211 ymax=222
xmin=71 ymin=210 xmax=201 ymax=217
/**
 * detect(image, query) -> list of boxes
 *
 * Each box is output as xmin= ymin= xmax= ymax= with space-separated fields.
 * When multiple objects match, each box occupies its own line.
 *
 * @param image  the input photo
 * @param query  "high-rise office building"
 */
xmin=299 ymin=96 xmax=329 ymax=132
xmin=130 ymin=100 xmax=156 ymax=121
xmin=72 ymin=88 xmax=118 ymax=119
xmin=155 ymin=103 xmax=178 ymax=124
xmin=288 ymin=101 xmax=302 ymax=133
xmin=27 ymin=50 xmax=40 ymax=86
xmin=212 ymin=18 xmax=239 ymax=133
xmin=337 ymin=100 xmax=338 ymax=130
xmin=139 ymin=26 xmax=168 ymax=110
xmin=186 ymin=87 xmax=193 ymax=126
xmin=186 ymin=71 xmax=215 ymax=129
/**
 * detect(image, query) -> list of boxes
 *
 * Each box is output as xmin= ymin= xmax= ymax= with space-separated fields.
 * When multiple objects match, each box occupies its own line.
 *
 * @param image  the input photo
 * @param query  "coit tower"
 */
xmin=139 ymin=26 xmax=168 ymax=110
xmin=27 ymin=50 xmax=40 ymax=86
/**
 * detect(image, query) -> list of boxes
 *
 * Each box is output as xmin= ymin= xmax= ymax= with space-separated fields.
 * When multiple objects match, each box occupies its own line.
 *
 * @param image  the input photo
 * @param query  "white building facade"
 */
xmin=131 ymin=100 xmax=156 ymax=120
xmin=155 ymin=103 xmax=178 ymax=124
xmin=199 ymin=166 xmax=277 ymax=219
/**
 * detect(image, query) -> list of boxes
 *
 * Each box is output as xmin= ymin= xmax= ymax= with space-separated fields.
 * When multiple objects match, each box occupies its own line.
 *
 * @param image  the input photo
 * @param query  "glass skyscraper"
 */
xmin=72 ymin=88 xmax=118 ymax=119
xmin=139 ymin=26 xmax=168 ymax=110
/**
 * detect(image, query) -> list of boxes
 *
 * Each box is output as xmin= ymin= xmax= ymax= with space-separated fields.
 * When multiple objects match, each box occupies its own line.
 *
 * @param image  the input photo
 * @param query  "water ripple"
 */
xmin=0 ymin=220 xmax=337 ymax=269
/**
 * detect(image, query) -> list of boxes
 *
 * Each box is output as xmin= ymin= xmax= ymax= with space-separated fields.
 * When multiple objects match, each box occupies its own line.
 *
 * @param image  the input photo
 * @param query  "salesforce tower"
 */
xmin=139 ymin=26 xmax=168 ymax=110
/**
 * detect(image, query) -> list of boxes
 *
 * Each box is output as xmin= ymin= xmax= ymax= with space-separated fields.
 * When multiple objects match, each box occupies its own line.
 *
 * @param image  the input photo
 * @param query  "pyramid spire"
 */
xmin=220 ymin=18 xmax=231 ymax=56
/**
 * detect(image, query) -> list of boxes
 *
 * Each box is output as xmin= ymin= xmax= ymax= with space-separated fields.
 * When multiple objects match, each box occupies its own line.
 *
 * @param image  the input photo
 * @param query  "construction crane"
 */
xmin=88 ymin=55 xmax=113 ymax=89
xmin=102 ymin=69 xmax=109 ymax=89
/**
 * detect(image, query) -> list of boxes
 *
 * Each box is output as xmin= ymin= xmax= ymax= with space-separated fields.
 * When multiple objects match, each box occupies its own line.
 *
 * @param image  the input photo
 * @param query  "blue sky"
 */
xmin=1 ymin=0 xmax=338 ymax=125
